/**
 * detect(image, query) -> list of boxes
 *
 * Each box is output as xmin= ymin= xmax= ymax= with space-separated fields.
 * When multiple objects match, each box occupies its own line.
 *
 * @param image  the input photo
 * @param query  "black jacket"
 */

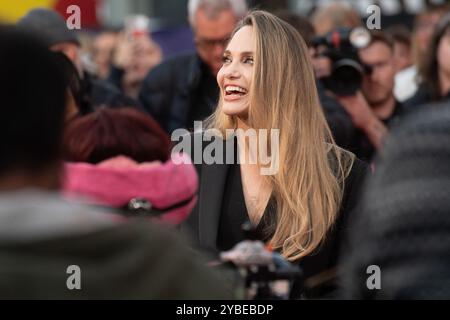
xmin=139 ymin=53 xmax=218 ymax=133
xmin=181 ymin=134 xmax=369 ymax=298
xmin=80 ymin=72 xmax=141 ymax=114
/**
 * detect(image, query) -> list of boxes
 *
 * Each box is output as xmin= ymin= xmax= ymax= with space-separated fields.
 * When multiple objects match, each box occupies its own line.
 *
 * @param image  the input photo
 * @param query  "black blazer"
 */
xmin=181 ymin=134 xmax=369 ymax=297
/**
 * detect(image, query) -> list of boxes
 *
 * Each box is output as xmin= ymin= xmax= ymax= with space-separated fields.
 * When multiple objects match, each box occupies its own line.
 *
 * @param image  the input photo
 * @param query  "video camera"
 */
xmin=219 ymin=222 xmax=303 ymax=300
xmin=312 ymin=27 xmax=372 ymax=96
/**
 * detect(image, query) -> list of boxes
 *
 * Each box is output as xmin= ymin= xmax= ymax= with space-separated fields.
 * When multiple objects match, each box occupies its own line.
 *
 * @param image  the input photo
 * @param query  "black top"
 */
xmin=217 ymin=163 xmax=276 ymax=251
xmin=217 ymin=162 xmax=248 ymax=251
xmin=138 ymin=53 xmax=219 ymax=133
xmin=187 ymin=61 xmax=219 ymax=129
xmin=215 ymin=160 xmax=367 ymax=298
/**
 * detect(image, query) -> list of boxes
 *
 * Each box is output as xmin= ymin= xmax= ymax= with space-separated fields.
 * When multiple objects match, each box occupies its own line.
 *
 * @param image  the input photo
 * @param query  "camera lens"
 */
xmin=324 ymin=59 xmax=364 ymax=96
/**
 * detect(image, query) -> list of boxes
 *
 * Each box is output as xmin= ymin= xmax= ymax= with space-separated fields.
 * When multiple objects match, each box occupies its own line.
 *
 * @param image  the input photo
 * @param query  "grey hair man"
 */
xmin=189 ymin=0 xmax=248 ymax=75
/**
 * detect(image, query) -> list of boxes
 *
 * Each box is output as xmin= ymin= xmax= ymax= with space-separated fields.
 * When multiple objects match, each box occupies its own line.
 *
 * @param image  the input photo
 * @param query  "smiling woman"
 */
xmin=217 ymin=26 xmax=253 ymax=116
xmin=182 ymin=10 xmax=369 ymax=299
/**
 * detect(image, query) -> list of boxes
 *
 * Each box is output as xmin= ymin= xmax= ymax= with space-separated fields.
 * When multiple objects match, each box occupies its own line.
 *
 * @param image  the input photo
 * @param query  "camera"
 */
xmin=312 ymin=27 xmax=372 ymax=96
xmin=219 ymin=222 xmax=303 ymax=300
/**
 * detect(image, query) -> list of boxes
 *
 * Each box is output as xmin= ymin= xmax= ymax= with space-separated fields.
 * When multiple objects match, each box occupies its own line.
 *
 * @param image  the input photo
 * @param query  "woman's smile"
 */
xmin=224 ymin=84 xmax=248 ymax=101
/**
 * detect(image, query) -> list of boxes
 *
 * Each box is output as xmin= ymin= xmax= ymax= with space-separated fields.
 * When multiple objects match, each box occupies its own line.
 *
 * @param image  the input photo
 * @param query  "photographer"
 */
xmin=313 ymin=29 xmax=403 ymax=163
xmin=339 ymin=31 xmax=404 ymax=162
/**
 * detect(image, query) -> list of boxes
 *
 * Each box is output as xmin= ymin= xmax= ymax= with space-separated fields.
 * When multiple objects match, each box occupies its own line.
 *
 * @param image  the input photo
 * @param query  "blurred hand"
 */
xmin=336 ymin=92 xmax=375 ymax=129
xmin=113 ymin=32 xmax=134 ymax=69
xmin=336 ymin=91 xmax=388 ymax=150
xmin=123 ymin=35 xmax=162 ymax=84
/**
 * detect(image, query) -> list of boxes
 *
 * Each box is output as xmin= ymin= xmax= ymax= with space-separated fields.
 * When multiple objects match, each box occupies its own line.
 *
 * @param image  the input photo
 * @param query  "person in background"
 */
xmin=412 ymin=4 xmax=450 ymax=70
xmin=17 ymin=8 xmax=139 ymax=111
xmin=395 ymin=4 xmax=450 ymax=102
xmin=337 ymin=31 xmax=402 ymax=163
xmin=108 ymin=31 xmax=163 ymax=99
xmin=63 ymin=108 xmax=198 ymax=225
xmin=404 ymin=12 xmax=450 ymax=112
xmin=309 ymin=3 xmax=361 ymax=84
xmin=387 ymin=25 xmax=414 ymax=102
xmin=387 ymin=25 xmax=413 ymax=73
xmin=139 ymin=0 xmax=247 ymax=133
xmin=309 ymin=3 xmax=362 ymax=85
xmin=307 ymin=4 xmax=370 ymax=153
xmin=310 ymin=2 xmax=361 ymax=37
xmin=0 ymin=25 xmax=230 ymax=299
xmin=53 ymin=52 xmax=83 ymax=120
xmin=91 ymin=30 xmax=119 ymax=80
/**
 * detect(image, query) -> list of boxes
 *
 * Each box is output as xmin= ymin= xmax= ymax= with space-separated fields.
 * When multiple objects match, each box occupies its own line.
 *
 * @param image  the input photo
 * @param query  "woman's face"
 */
xmin=437 ymin=29 xmax=450 ymax=78
xmin=217 ymin=26 xmax=254 ymax=118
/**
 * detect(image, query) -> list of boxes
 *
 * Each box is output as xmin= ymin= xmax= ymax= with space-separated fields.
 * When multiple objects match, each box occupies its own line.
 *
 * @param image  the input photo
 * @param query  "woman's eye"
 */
xmin=222 ymin=56 xmax=231 ymax=64
xmin=244 ymin=57 xmax=254 ymax=65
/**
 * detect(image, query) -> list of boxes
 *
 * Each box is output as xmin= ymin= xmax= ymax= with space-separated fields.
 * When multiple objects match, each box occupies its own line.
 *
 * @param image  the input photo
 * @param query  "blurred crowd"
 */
xmin=0 ymin=0 xmax=449 ymax=300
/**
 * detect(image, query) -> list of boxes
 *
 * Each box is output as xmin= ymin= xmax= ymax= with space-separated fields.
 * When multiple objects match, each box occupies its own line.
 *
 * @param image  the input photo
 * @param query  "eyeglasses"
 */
xmin=195 ymin=36 xmax=230 ymax=50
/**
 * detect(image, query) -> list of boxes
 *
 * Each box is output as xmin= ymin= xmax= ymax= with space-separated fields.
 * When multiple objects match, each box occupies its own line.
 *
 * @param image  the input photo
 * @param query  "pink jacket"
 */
xmin=63 ymin=153 xmax=198 ymax=225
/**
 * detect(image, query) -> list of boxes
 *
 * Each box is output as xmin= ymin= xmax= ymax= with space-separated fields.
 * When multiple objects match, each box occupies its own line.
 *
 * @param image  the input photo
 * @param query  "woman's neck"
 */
xmin=236 ymin=117 xmax=250 ymax=130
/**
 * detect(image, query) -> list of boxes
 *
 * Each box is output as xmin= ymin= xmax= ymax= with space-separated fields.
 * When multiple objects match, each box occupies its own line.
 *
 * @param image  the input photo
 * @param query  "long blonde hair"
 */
xmin=207 ymin=10 xmax=355 ymax=261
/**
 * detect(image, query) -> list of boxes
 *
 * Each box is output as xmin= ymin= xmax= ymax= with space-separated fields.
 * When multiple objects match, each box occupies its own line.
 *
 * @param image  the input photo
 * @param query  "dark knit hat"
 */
xmin=17 ymin=8 xmax=80 ymax=47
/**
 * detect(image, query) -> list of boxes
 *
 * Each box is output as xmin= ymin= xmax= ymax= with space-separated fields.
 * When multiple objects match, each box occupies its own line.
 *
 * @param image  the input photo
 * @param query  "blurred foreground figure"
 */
xmin=341 ymin=102 xmax=450 ymax=299
xmin=0 ymin=26 xmax=230 ymax=299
